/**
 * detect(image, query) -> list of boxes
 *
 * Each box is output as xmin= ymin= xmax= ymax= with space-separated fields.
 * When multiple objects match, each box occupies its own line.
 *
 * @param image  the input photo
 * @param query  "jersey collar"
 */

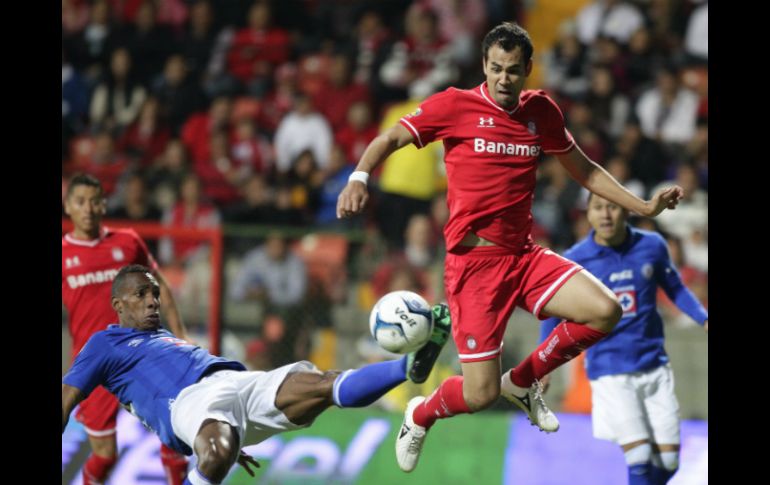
xmin=479 ymin=83 xmax=521 ymax=115
xmin=64 ymin=227 xmax=110 ymax=247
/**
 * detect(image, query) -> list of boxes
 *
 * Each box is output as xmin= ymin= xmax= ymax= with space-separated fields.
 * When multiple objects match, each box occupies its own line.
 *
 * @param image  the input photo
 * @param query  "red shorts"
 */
xmin=444 ymin=244 xmax=582 ymax=363
xmin=75 ymin=384 xmax=120 ymax=437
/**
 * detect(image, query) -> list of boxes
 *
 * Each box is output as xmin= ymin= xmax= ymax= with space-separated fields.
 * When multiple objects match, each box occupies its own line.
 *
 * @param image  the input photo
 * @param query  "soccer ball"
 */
xmin=369 ymin=291 xmax=434 ymax=354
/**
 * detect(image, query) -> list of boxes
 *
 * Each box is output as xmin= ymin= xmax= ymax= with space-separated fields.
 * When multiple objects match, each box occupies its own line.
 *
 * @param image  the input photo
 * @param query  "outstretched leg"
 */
xmin=184 ymin=420 xmax=241 ymax=485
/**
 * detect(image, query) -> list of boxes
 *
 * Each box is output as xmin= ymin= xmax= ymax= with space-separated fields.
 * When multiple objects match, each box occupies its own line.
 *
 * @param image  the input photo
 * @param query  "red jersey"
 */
xmin=62 ymin=227 xmax=158 ymax=354
xmin=399 ymin=84 xmax=575 ymax=253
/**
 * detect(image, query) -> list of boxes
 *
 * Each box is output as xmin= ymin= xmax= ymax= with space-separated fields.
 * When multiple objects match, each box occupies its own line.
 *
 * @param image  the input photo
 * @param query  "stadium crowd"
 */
xmin=62 ymin=0 xmax=707 ymax=370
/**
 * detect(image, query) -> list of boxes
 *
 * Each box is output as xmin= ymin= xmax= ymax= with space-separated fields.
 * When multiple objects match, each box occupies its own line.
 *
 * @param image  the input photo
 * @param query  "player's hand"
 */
xmin=237 ymin=449 xmax=261 ymax=476
xmin=336 ymin=180 xmax=369 ymax=219
xmin=644 ymin=186 xmax=684 ymax=217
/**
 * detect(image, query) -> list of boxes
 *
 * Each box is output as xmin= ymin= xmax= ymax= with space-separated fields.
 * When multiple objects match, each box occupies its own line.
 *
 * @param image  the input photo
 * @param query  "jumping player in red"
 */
xmin=336 ymin=22 xmax=684 ymax=472
xmin=63 ymin=174 xmax=192 ymax=484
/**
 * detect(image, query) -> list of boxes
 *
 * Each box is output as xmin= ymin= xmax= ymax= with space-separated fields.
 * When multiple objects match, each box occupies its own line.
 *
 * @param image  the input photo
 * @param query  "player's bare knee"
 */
xmin=589 ymin=297 xmax=622 ymax=333
xmin=194 ymin=424 xmax=240 ymax=481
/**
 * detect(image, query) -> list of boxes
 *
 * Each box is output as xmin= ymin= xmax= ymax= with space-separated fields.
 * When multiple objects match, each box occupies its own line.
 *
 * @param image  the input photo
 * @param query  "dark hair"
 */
xmin=482 ymin=22 xmax=533 ymax=62
xmin=67 ymin=173 xmax=103 ymax=198
xmin=111 ymin=264 xmax=153 ymax=298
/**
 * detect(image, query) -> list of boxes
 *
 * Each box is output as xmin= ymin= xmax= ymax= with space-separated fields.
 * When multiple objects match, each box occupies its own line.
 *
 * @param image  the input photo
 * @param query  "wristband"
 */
xmin=348 ymin=171 xmax=369 ymax=185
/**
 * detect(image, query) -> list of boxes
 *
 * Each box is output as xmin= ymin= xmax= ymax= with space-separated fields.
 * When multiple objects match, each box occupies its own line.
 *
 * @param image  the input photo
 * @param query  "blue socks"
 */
xmin=333 ymin=357 xmax=408 ymax=407
xmin=651 ymin=466 xmax=676 ymax=484
xmin=628 ymin=463 xmax=655 ymax=485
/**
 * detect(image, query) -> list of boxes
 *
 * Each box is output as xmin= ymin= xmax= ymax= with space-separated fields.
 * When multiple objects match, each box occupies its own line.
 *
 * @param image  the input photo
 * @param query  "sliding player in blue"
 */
xmin=62 ymin=264 xmax=451 ymax=485
xmin=540 ymin=193 xmax=707 ymax=485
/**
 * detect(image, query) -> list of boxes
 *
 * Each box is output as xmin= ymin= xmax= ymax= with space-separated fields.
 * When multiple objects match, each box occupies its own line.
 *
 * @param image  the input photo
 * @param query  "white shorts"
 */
xmin=589 ymin=363 xmax=681 ymax=446
xmin=170 ymin=361 xmax=321 ymax=451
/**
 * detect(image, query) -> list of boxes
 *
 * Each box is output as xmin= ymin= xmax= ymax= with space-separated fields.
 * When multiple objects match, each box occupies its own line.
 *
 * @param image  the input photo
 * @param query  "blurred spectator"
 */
xmin=585 ymin=64 xmax=630 ymax=138
xmin=588 ymin=36 xmax=630 ymax=94
xmin=62 ymin=0 xmax=90 ymax=37
xmin=116 ymin=97 xmax=172 ymax=166
xmin=181 ymin=95 xmax=232 ymax=167
xmin=230 ymin=233 xmax=309 ymax=364
xmin=624 ymin=27 xmax=660 ymax=97
xmin=543 ymin=21 xmax=589 ymax=100
xmin=685 ymin=119 xmax=708 ymax=184
xmin=159 ymin=173 xmax=221 ymax=266
xmin=225 ymin=0 xmax=291 ymax=95
xmin=146 ymin=138 xmax=191 ymax=211
xmin=193 ymin=129 xmax=240 ymax=205
xmin=273 ymin=93 xmax=333 ymax=173
xmin=74 ymin=130 xmax=130 ymax=196
xmin=230 ymin=117 xmax=271 ymax=180
xmin=375 ymin=99 xmax=444 ymax=250
xmin=64 ymin=0 xmax=117 ymax=82
xmin=566 ymin=101 xmax=606 ymax=163
xmin=316 ymin=144 xmax=355 ymax=227
xmin=180 ymin=0 xmax=218 ymax=84
xmin=106 ymin=171 xmax=162 ymax=254
xmin=335 ymin=101 xmax=378 ymax=164
xmin=107 ymin=171 xmax=162 ymax=222
xmin=636 ymin=65 xmax=699 ymax=145
xmin=532 ymin=157 xmax=583 ymax=249
xmin=575 ymin=0 xmax=644 ymax=46
xmin=116 ymin=0 xmax=177 ymax=86
xmin=420 ymin=0 xmax=488 ymax=68
xmin=578 ymin=156 xmax=645 ymax=204
xmin=684 ymin=2 xmax=708 ymax=63
xmin=151 ymin=54 xmax=206 ymax=134
xmin=270 ymin=184 xmax=307 ymax=226
xmin=222 ymin=173 xmax=275 ymax=224
xmin=614 ymin=119 xmax=669 ymax=190
xmin=62 ymin=53 xmax=90 ymax=155
xmin=90 ymin=47 xmax=147 ymax=134
xmin=350 ymin=9 xmax=391 ymax=87
xmin=312 ymin=53 xmax=371 ymax=132
xmin=283 ymin=150 xmax=323 ymax=224
xmin=379 ymin=4 xmax=458 ymax=100
xmin=257 ymin=63 xmax=299 ymax=135
xmin=652 ymin=163 xmax=707 ymax=242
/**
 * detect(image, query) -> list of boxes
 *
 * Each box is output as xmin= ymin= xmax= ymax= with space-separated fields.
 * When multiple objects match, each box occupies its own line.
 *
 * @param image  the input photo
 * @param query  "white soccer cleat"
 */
xmin=395 ymin=396 xmax=428 ymax=472
xmin=500 ymin=372 xmax=560 ymax=433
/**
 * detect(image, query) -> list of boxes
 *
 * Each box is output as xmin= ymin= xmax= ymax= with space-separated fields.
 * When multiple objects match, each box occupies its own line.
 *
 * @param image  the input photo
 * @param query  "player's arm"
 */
xmin=336 ymin=123 xmax=415 ymax=219
xmin=62 ymin=384 xmax=85 ymax=433
xmin=656 ymin=242 xmax=709 ymax=331
xmin=556 ymin=145 xmax=683 ymax=217
xmin=153 ymin=269 xmax=189 ymax=341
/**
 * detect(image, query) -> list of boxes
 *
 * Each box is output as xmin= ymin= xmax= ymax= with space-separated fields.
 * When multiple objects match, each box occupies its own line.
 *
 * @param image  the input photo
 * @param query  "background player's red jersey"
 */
xmin=62 ymin=227 xmax=158 ymax=354
xmin=399 ymin=85 xmax=574 ymax=253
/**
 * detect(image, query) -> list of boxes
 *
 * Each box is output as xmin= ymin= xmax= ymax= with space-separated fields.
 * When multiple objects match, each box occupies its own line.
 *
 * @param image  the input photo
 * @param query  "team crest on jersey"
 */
xmin=466 ymin=336 xmax=477 ymax=350
xmin=478 ymin=116 xmax=495 ymax=128
xmin=613 ymin=286 xmax=637 ymax=317
xmin=527 ymin=121 xmax=537 ymax=134
xmin=112 ymin=247 xmax=125 ymax=261
xmin=406 ymin=108 xmax=422 ymax=118
xmin=641 ymin=263 xmax=653 ymax=280
xmin=65 ymin=256 xmax=81 ymax=269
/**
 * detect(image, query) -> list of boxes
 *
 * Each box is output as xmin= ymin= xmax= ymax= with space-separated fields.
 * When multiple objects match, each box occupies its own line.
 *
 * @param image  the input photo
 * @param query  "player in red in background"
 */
xmin=63 ymin=174 xmax=191 ymax=484
xmin=336 ymin=22 xmax=684 ymax=473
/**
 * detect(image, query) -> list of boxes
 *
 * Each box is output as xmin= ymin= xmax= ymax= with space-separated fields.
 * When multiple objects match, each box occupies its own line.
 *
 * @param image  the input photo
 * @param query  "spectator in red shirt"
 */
xmin=117 ymin=97 xmax=172 ymax=166
xmin=181 ymin=95 xmax=232 ymax=166
xmin=226 ymin=0 xmax=291 ymax=95
xmin=335 ymin=101 xmax=378 ymax=165
xmin=313 ymin=53 xmax=371 ymax=132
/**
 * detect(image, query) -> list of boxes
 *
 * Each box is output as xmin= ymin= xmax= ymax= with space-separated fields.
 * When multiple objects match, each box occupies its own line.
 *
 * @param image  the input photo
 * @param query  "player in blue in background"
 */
xmin=540 ymin=193 xmax=707 ymax=485
xmin=62 ymin=264 xmax=451 ymax=485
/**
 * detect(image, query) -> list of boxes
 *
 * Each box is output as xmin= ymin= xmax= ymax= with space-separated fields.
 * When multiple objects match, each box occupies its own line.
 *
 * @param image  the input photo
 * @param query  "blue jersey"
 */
xmin=540 ymin=227 xmax=707 ymax=380
xmin=63 ymin=325 xmax=246 ymax=455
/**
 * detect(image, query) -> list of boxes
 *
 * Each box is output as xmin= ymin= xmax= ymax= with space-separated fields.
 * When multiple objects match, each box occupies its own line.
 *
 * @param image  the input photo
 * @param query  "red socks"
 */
xmin=160 ymin=443 xmax=189 ymax=485
xmin=510 ymin=322 xmax=608 ymax=387
xmin=412 ymin=376 xmax=472 ymax=429
xmin=82 ymin=453 xmax=117 ymax=485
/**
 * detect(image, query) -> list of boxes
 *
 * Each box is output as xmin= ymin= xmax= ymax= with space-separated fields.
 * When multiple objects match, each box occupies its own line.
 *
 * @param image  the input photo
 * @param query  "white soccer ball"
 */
xmin=369 ymin=290 xmax=434 ymax=354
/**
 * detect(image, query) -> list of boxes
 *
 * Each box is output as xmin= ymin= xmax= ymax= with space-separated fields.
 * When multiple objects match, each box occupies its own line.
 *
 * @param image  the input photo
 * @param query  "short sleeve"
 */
xmin=398 ymin=89 xmax=457 ymax=148
xmin=535 ymin=92 xmax=575 ymax=154
xmin=62 ymin=333 xmax=108 ymax=396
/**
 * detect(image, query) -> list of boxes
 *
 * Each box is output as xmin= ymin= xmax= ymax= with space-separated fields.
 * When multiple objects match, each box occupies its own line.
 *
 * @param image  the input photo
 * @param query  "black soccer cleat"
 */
xmin=408 ymin=303 xmax=452 ymax=383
